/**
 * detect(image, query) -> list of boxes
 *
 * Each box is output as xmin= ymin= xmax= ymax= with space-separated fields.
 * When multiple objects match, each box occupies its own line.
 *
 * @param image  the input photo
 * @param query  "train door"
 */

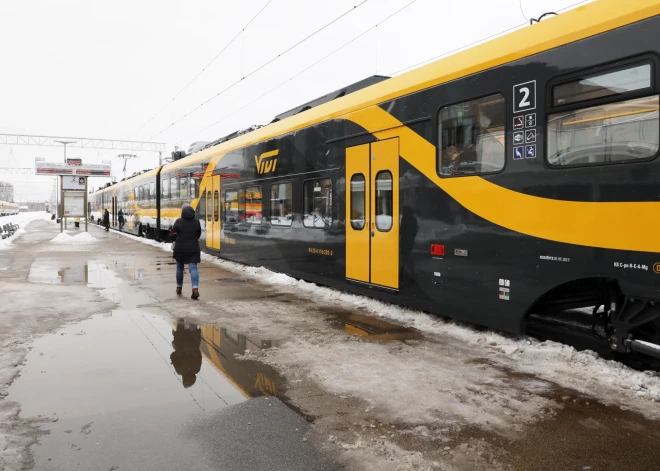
xmin=205 ymin=174 xmax=222 ymax=250
xmin=345 ymin=138 xmax=399 ymax=290
xmin=111 ymin=196 xmax=117 ymax=227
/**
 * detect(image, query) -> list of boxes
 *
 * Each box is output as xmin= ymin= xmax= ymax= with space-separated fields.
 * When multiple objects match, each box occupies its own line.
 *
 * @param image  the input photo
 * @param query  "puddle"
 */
xmin=9 ymin=312 xmax=285 ymax=470
xmin=0 ymin=253 xmax=12 ymax=270
xmin=321 ymin=307 xmax=424 ymax=343
xmin=27 ymin=261 xmax=90 ymax=284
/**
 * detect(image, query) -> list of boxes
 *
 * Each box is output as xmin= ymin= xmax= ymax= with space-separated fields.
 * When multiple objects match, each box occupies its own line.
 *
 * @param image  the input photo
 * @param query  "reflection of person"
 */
xmin=442 ymin=145 xmax=461 ymax=168
xmin=103 ymin=209 xmax=110 ymax=231
xmin=171 ymin=204 xmax=202 ymax=299
xmin=170 ymin=320 xmax=202 ymax=389
xmin=400 ymin=206 xmax=419 ymax=280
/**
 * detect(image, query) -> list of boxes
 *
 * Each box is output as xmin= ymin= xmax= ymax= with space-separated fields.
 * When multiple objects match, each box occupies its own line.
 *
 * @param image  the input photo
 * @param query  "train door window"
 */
xmin=438 ymin=93 xmax=505 ymax=176
xmin=189 ymin=176 xmax=196 ymax=199
xmin=224 ymin=190 xmax=238 ymax=223
xmin=198 ymin=191 xmax=206 ymax=219
xmin=350 ymin=174 xmax=366 ymax=230
xmin=137 ymin=185 xmax=143 ymax=201
xmin=270 ymin=183 xmax=293 ymax=227
xmin=162 ymin=178 xmax=170 ymax=199
xmin=143 ymin=184 xmax=148 ymax=201
xmin=245 ymin=186 xmax=262 ymax=224
xmin=303 ymin=178 xmax=332 ymax=228
xmin=375 ymin=171 xmax=393 ymax=231
xmin=179 ymin=177 xmax=188 ymax=200
xmin=170 ymin=177 xmax=177 ymax=200
xmin=213 ymin=191 xmax=219 ymax=222
xmin=150 ymin=182 xmax=155 ymax=200
xmin=207 ymin=191 xmax=212 ymax=222
xmin=548 ymin=62 xmax=658 ymax=167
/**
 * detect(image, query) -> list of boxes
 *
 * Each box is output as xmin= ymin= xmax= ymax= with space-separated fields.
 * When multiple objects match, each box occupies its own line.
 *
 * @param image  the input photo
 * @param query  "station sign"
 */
xmin=35 ymin=160 xmax=111 ymax=176
xmin=62 ymin=175 xmax=87 ymax=191
xmin=67 ymin=158 xmax=82 ymax=166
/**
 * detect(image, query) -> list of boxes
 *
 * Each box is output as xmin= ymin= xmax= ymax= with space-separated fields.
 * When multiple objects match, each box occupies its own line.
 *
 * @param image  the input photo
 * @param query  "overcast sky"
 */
xmin=0 ymin=0 xmax=588 ymax=201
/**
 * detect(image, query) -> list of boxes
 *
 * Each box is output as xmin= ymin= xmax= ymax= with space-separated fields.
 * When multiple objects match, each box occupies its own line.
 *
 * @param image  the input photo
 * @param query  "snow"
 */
xmin=50 ymin=232 xmax=97 ymax=244
xmin=0 ymin=212 xmax=51 ymax=250
xmin=113 ymin=228 xmax=660 ymax=418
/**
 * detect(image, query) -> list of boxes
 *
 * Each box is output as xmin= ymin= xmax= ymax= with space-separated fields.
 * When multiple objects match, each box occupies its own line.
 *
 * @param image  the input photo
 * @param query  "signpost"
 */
xmin=35 ymin=159 xmax=111 ymax=233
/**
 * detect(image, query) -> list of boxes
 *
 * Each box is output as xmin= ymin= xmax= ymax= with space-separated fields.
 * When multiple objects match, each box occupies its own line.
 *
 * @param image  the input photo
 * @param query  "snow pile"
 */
xmin=115 ymin=229 xmax=660 ymax=417
xmin=50 ymin=232 xmax=97 ymax=244
xmin=0 ymin=212 xmax=51 ymax=250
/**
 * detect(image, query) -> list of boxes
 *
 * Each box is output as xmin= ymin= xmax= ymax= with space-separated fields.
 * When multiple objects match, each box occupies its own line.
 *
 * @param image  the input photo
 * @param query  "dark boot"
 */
xmin=191 ymin=288 xmax=199 ymax=300
xmin=176 ymin=287 xmax=182 ymax=295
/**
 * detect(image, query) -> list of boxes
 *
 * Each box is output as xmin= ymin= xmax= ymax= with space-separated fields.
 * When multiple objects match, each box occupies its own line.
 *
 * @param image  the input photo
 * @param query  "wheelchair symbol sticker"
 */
xmin=525 ymin=145 xmax=536 ymax=159
xmin=513 ymin=147 xmax=524 ymax=160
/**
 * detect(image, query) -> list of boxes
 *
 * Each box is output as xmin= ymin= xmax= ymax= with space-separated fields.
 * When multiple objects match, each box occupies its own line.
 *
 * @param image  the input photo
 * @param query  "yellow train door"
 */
xmin=345 ymin=138 xmax=399 ymax=290
xmin=211 ymin=174 xmax=222 ymax=250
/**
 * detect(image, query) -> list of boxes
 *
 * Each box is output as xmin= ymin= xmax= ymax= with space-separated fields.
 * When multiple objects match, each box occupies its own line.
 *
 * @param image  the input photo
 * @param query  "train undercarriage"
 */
xmin=529 ymin=278 xmax=660 ymax=364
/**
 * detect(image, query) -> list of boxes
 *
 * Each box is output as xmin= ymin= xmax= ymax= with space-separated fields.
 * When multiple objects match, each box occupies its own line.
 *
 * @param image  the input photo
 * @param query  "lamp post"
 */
xmin=55 ymin=140 xmax=76 ymax=230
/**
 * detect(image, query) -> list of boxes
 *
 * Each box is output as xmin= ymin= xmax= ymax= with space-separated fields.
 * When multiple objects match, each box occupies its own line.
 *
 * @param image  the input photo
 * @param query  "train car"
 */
xmin=94 ymin=0 xmax=660 ymax=359
xmin=0 ymin=201 xmax=19 ymax=216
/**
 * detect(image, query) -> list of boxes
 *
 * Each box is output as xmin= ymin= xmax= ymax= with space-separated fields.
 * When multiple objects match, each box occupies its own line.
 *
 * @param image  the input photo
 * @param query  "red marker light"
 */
xmin=431 ymin=244 xmax=445 ymax=256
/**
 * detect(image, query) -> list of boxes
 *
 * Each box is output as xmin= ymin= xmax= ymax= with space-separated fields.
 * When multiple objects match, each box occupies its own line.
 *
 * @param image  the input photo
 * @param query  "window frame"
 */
xmin=545 ymin=55 xmax=660 ymax=169
xmin=436 ymin=92 xmax=507 ymax=178
xmin=374 ymin=170 xmax=393 ymax=233
xmin=213 ymin=191 xmax=219 ymax=222
xmin=302 ymin=177 xmax=333 ymax=229
xmin=349 ymin=174 xmax=366 ymax=231
xmin=269 ymin=181 xmax=294 ymax=228
xmin=224 ymin=189 xmax=239 ymax=224
xmin=244 ymin=185 xmax=263 ymax=225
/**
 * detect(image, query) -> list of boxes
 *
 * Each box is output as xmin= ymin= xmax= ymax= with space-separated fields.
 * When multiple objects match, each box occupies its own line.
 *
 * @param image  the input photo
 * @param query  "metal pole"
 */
xmin=84 ymin=177 xmax=88 ymax=232
xmin=59 ymin=176 xmax=63 ymax=233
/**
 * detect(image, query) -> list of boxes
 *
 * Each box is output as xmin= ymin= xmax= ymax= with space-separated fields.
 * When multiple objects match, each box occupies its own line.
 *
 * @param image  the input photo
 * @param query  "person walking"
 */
xmin=118 ymin=209 xmax=124 ymax=230
xmin=171 ymin=204 xmax=201 ymax=299
xmin=103 ymin=209 xmax=110 ymax=232
xmin=74 ymin=217 xmax=80 ymax=229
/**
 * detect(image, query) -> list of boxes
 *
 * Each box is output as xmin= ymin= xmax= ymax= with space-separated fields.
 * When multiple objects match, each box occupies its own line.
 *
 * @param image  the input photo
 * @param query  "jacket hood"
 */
xmin=181 ymin=204 xmax=195 ymax=220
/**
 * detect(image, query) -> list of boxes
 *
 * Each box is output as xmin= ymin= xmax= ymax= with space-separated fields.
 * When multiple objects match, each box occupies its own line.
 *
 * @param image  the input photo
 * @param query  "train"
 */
xmin=0 ymin=201 xmax=19 ymax=216
xmin=92 ymin=0 xmax=660 ymax=360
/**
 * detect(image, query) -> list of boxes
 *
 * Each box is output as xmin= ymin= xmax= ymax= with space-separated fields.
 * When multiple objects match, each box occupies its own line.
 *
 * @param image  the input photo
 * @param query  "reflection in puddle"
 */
xmin=322 ymin=308 xmax=424 ymax=343
xmin=27 ymin=261 xmax=90 ymax=284
xmin=9 ymin=311 xmax=285 ymax=470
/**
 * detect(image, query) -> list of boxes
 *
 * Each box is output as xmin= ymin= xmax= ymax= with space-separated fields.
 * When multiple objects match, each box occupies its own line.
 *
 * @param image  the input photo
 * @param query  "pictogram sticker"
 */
xmin=525 ymin=130 xmax=536 ymax=143
xmin=525 ymin=113 xmax=536 ymax=128
xmin=513 ymin=147 xmax=524 ymax=160
xmin=654 ymin=262 xmax=660 ymax=274
xmin=525 ymin=145 xmax=536 ymax=159
xmin=513 ymin=131 xmax=524 ymax=145
xmin=513 ymin=116 xmax=524 ymax=130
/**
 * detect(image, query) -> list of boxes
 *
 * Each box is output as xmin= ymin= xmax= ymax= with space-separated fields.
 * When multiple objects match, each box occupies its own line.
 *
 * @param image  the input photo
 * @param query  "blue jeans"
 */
xmin=176 ymin=262 xmax=199 ymax=289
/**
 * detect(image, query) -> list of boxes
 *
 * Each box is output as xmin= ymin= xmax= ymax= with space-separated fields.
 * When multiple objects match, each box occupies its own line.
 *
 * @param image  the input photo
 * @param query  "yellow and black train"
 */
xmin=93 ymin=0 xmax=660 ymax=359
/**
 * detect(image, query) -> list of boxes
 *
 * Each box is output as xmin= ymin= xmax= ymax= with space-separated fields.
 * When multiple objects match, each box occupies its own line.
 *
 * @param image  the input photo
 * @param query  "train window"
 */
xmin=303 ymin=178 xmax=332 ymax=228
xmin=138 ymin=185 xmax=144 ymax=201
xmin=189 ymin=177 xmax=196 ymax=199
xmin=179 ymin=177 xmax=188 ymax=200
xmin=143 ymin=184 xmax=148 ymax=201
xmin=198 ymin=191 xmax=206 ymax=219
xmin=213 ymin=191 xmax=219 ymax=222
xmin=150 ymin=182 xmax=155 ymax=200
xmin=438 ymin=94 xmax=505 ymax=176
xmin=547 ymin=95 xmax=659 ymax=167
xmin=207 ymin=191 xmax=212 ymax=222
xmin=245 ymin=185 xmax=262 ymax=224
xmin=350 ymin=174 xmax=366 ymax=230
xmin=224 ymin=190 xmax=239 ymax=223
xmin=270 ymin=183 xmax=293 ymax=227
xmin=170 ymin=177 xmax=177 ymax=200
xmin=553 ymin=63 xmax=652 ymax=107
xmin=162 ymin=178 xmax=170 ymax=199
xmin=375 ymin=171 xmax=393 ymax=231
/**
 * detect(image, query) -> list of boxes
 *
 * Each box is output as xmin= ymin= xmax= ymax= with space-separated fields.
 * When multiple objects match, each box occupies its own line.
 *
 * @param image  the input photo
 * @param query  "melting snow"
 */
xmin=50 ymin=232 xmax=97 ymax=244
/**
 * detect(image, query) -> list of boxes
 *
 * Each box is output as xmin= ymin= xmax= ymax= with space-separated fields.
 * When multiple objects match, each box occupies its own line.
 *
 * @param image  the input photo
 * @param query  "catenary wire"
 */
xmin=141 ymin=0 xmax=370 ymax=145
xmin=519 ymin=0 xmax=529 ymax=22
xmin=388 ymin=0 xmax=591 ymax=76
xmin=176 ymin=0 xmax=419 ymax=145
xmin=127 ymin=0 xmax=274 ymax=141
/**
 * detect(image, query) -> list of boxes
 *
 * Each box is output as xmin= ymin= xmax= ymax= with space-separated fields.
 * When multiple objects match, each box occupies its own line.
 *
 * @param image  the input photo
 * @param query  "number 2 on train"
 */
xmin=513 ymin=80 xmax=536 ymax=113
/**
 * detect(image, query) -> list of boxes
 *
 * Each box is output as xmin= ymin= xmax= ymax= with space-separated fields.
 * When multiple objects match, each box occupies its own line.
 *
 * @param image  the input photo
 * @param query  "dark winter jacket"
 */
xmin=171 ymin=205 xmax=201 ymax=264
xmin=102 ymin=210 xmax=110 ymax=226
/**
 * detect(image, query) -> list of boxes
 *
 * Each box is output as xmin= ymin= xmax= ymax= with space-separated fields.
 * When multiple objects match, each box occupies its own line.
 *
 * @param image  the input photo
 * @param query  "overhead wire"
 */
xmin=176 ymin=0 xmax=419 ymax=146
xmin=127 ymin=0 xmax=274 ymax=141
xmin=388 ymin=0 xmax=592 ymax=76
xmin=141 ymin=0 xmax=370 ymax=145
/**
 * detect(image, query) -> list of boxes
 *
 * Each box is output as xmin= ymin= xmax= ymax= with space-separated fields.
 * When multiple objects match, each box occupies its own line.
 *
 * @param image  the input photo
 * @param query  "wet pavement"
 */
xmin=2 ymin=218 xmax=660 ymax=471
